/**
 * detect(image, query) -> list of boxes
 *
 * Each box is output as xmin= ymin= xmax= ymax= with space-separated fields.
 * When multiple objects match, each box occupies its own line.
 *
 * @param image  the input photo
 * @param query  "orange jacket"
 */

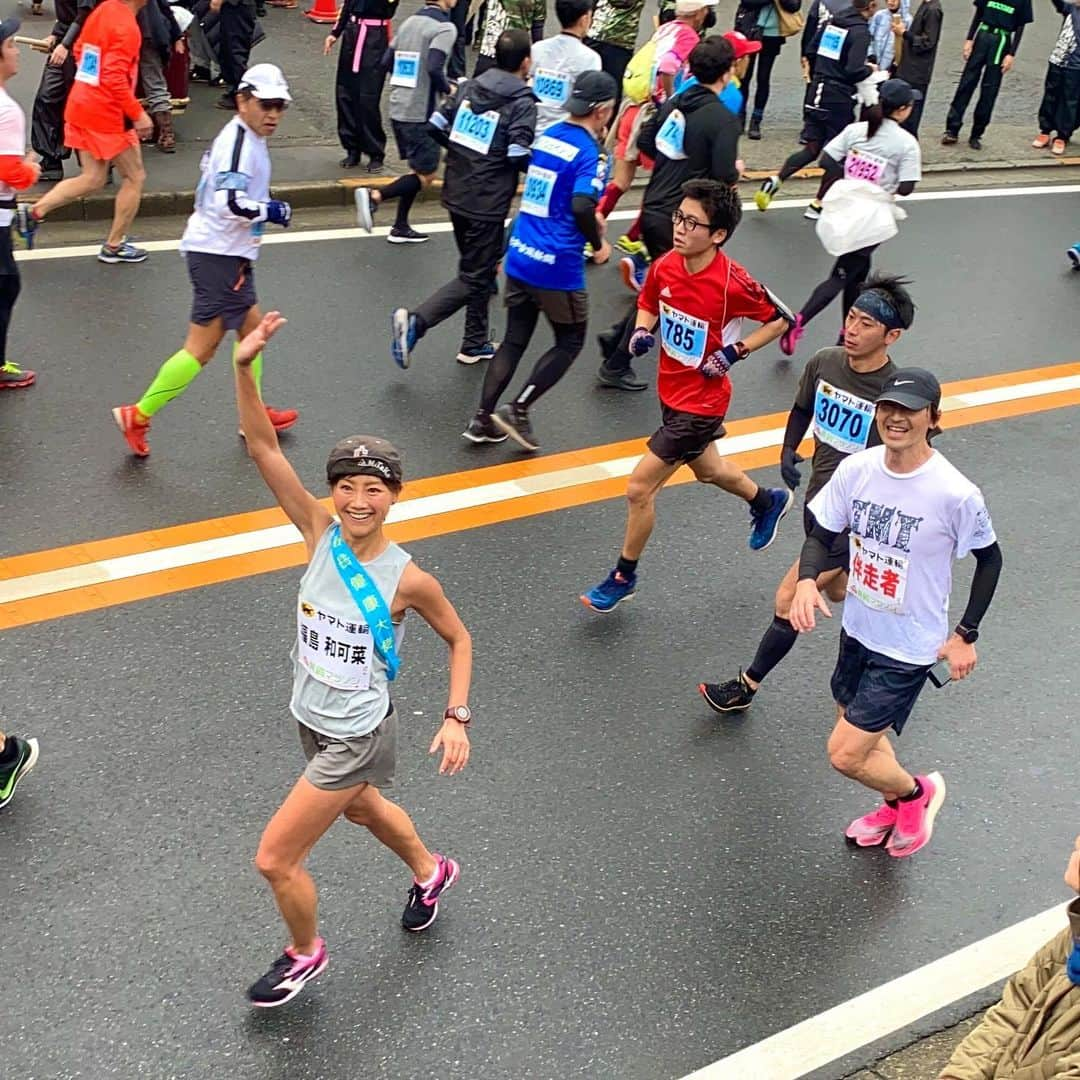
xmin=65 ymin=0 xmax=143 ymax=133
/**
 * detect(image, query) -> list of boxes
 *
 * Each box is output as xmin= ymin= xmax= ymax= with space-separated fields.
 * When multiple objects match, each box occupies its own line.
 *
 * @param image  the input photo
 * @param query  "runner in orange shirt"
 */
xmin=15 ymin=0 xmax=153 ymax=263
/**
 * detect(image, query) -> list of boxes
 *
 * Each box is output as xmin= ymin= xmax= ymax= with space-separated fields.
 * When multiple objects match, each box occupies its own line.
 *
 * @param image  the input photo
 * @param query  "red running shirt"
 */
xmin=65 ymin=0 xmax=143 ymax=134
xmin=638 ymin=248 xmax=779 ymax=418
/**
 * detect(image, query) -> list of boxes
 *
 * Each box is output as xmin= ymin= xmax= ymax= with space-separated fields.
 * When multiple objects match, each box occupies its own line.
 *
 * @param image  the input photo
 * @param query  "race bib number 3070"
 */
xmin=75 ymin=43 xmax=102 ymax=86
xmin=813 ymin=379 xmax=874 ymax=454
xmin=449 ymin=101 xmax=500 ymax=155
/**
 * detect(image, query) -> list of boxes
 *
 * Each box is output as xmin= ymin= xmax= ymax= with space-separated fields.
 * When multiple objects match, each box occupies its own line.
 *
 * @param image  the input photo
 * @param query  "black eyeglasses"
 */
xmin=671 ymin=209 xmax=705 ymax=232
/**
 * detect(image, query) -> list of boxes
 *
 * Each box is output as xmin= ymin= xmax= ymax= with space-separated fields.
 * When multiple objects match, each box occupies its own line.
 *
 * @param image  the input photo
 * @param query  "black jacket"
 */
xmin=138 ymin=0 xmax=183 ymax=62
xmin=808 ymin=5 xmax=872 ymax=87
xmin=801 ymin=0 xmax=847 ymax=58
xmin=430 ymin=68 xmax=537 ymax=221
xmin=638 ymin=83 xmax=740 ymax=217
xmin=895 ymin=0 xmax=942 ymax=87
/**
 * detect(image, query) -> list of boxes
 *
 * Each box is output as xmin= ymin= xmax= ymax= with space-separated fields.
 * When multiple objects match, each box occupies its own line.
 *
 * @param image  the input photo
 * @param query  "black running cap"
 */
xmin=566 ymin=70 xmax=619 ymax=115
xmin=876 ymin=368 xmax=942 ymax=411
xmin=879 ymin=78 xmax=923 ymax=111
xmin=0 ymin=17 xmax=22 ymax=43
xmin=326 ymin=435 xmax=403 ymax=485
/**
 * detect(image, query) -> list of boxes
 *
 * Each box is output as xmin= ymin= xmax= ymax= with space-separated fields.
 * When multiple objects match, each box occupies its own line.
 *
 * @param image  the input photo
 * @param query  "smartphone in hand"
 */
xmin=928 ymin=659 xmax=952 ymax=688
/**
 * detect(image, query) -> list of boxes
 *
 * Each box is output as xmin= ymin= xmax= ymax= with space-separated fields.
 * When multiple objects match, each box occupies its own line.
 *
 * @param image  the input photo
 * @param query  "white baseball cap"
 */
xmin=237 ymin=63 xmax=293 ymax=103
xmin=674 ymin=0 xmax=718 ymax=12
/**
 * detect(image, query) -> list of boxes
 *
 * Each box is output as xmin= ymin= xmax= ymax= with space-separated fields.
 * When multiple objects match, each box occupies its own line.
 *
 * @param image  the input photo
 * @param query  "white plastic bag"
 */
xmin=815 ymin=178 xmax=907 ymax=257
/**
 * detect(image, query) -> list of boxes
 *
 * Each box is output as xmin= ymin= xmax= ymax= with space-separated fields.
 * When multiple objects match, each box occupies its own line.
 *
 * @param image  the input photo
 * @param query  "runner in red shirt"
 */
xmin=15 ymin=0 xmax=153 ymax=264
xmin=581 ymin=178 xmax=794 ymax=613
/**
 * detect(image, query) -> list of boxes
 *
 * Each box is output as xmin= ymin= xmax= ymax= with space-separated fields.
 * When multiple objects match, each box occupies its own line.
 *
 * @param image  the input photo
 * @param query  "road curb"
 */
xmin=44 ymin=155 xmax=1080 ymax=222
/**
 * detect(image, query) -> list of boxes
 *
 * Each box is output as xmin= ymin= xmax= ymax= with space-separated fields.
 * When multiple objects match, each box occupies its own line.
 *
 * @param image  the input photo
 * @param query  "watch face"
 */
xmin=451 ymin=706 xmax=471 ymax=721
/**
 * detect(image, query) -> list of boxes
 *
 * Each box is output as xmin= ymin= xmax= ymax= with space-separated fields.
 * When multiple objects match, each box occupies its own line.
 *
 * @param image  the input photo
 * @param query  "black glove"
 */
xmin=781 ymin=446 xmax=805 ymax=490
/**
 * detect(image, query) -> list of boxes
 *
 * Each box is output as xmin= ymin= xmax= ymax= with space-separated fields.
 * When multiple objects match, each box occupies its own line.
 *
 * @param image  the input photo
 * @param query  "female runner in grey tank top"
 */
xmin=233 ymin=312 xmax=474 ymax=1008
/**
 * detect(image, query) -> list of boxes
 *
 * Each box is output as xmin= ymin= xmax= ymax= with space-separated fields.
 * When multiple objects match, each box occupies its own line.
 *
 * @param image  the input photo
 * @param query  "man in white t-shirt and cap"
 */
xmin=530 ymin=0 xmax=601 ymax=134
xmin=790 ymin=366 xmax=1003 ymax=859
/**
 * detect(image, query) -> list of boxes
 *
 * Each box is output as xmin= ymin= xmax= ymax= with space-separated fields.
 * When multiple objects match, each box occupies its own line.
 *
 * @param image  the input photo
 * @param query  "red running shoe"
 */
xmin=112 ymin=404 xmax=151 ymax=457
xmin=265 ymin=405 xmax=298 ymax=431
xmin=0 ymin=362 xmax=35 ymax=389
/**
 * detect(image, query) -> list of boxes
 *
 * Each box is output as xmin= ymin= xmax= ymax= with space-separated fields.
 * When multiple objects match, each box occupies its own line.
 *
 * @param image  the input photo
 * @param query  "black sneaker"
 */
xmin=340 ymin=152 xmax=362 ymax=168
xmin=941 ymin=131 xmax=958 ymax=145
xmin=597 ymin=364 xmax=648 ymax=391
xmin=747 ymin=118 xmax=762 ymax=140
xmin=699 ymin=672 xmax=756 ymax=714
xmin=968 ymin=135 xmax=982 ymax=150
xmin=247 ymin=939 xmax=329 ymax=1008
xmin=0 ymin=736 xmax=39 ymax=810
xmin=190 ymin=64 xmax=212 ymax=82
xmin=491 ymin=403 xmax=539 ymax=452
xmin=387 ymin=225 xmax=429 ymax=245
xmin=402 ymin=854 xmax=460 ymax=932
xmin=461 ymin=412 xmax=508 ymax=444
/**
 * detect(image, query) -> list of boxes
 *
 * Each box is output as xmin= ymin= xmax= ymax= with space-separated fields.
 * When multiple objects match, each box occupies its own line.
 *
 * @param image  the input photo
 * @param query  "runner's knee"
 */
xmin=254 ymin=841 xmax=298 ymax=882
xmin=625 ymin=473 xmax=658 ymax=509
xmin=827 ymin=734 xmax=866 ymax=777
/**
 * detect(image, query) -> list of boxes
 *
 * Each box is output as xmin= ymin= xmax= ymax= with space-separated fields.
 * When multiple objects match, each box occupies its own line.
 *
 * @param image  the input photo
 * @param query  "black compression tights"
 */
xmin=779 ymin=142 xmax=821 ymax=183
xmin=800 ymin=245 xmax=878 ymax=326
xmin=480 ymin=300 xmax=587 ymax=415
xmin=0 ymin=275 xmax=20 ymax=361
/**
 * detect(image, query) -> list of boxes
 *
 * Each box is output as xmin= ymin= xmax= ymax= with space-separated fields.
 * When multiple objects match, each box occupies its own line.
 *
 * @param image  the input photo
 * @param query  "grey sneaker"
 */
xmin=98 ymin=240 xmax=148 ymax=264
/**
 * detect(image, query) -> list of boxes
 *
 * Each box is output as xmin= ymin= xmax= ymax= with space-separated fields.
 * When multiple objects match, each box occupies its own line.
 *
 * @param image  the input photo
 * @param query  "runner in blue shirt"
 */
xmin=462 ymin=69 xmax=618 ymax=452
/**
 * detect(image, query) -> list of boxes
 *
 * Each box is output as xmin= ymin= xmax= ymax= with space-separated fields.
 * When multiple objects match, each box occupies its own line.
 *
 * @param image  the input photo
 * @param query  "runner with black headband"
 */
xmin=790 ymin=365 xmax=1003 ymax=858
xmin=699 ymin=273 xmax=913 ymax=713
xmin=233 ymin=311 xmax=473 ymax=1007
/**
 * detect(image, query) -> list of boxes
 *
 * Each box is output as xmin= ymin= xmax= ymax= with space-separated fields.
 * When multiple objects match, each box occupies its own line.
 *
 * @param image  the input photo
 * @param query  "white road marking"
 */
xmin=679 ymin=902 xmax=1068 ymax=1080
xmin=1 ymin=373 xmax=1077 ymax=606
xmin=16 ymin=184 xmax=1080 ymax=262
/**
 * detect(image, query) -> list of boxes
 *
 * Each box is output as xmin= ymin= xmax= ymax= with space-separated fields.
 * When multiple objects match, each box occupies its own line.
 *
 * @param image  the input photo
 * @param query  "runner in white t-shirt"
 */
xmin=790 ymin=367 xmax=1003 ymax=859
xmin=780 ymin=78 xmax=923 ymax=358
xmin=530 ymin=0 xmax=601 ymax=133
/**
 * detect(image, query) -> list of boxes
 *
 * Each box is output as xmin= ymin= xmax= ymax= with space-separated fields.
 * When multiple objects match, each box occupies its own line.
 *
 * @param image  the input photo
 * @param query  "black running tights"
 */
xmin=0 ymin=273 xmax=21 ymax=362
xmin=800 ymin=244 xmax=878 ymax=326
xmin=480 ymin=299 xmax=587 ymax=415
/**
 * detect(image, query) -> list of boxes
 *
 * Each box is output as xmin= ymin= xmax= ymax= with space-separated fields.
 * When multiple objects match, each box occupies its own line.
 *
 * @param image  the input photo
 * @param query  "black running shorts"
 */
xmin=830 ymin=629 xmax=932 ymax=736
xmin=391 ymin=120 xmax=442 ymax=176
xmin=186 ymin=251 xmax=256 ymax=330
xmin=504 ymin=275 xmax=589 ymax=325
xmin=647 ymin=404 xmax=726 ymax=465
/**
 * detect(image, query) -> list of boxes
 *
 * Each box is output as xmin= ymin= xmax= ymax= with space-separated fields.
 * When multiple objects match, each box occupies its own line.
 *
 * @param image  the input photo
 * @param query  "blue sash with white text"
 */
xmin=329 ymin=524 xmax=400 ymax=681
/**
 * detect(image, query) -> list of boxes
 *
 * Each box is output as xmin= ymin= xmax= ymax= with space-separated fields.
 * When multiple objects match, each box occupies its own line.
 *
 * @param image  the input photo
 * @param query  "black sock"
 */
xmin=898 ymin=779 xmax=923 ymax=802
xmin=745 ymin=616 xmax=799 ymax=684
xmin=0 ymin=737 xmax=18 ymax=764
xmin=749 ymin=486 xmax=772 ymax=515
xmin=885 ymin=798 xmax=899 ymax=808
xmin=616 ymin=556 xmax=638 ymax=578
xmin=378 ymin=174 xmax=423 ymax=229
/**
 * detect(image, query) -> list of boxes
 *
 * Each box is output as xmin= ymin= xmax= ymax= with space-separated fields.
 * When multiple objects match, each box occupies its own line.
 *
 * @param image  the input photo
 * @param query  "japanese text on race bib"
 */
xmin=449 ymin=100 xmax=500 ymax=155
xmin=654 ymin=108 xmax=687 ymax=160
xmin=75 ymin=44 xmax=102 ymax=87
xmin=533 ymin=68 xmax=571 ymax=105
xmin=848 ymin=537 xmax=908 ymax=613
xmin=813 ymin=380 xmax=874 ymax=453
xmin=390 ymin=50 xmax=420 ymax=89
xmin=844 ymin=147 xmax=888 ymax=185
xmin=520 ymin=165 xmax=557 ymax=217
xmin=817 ymin=24 xmax=848 ymax=61
xmin=659 ymin=302 xmax=708 ymax=368
xmin=297 ymin=599 xmax=373 ymax=690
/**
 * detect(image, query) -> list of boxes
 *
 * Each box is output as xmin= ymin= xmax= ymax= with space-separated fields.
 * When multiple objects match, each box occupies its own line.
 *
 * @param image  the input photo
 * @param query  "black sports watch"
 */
xmin=445 ymin=705 xmax=472 ymax=725
xmin=954 ymin=624 xmax=979 ymax=644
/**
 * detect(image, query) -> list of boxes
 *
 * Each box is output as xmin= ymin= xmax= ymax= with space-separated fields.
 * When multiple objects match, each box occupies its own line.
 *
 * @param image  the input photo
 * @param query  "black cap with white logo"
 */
xmin=326 ymin=435 xmax=403 ymax=486
xmin=0 ymin=17 xmax=22 ymax=44
xmin=876 ymin=368 xmax=942 ymax=411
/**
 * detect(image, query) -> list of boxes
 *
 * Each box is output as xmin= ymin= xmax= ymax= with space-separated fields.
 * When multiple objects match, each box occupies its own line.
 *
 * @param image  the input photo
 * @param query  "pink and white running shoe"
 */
xmin=844 ymin=801 xmax=899 ymax=847
xmin=247 ymin=937 xmax=329 ymax=1007
xmin=886 ymin=772 xmax=946 ymax=859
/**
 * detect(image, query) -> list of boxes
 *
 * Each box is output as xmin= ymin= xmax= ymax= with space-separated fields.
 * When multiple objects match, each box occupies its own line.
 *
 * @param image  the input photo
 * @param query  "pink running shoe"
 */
xmin=247 ymin=937 xmax=329 ymax=1007
xmin=844 ymin=801 xmax=898 ymax=847
xmin=886 ymin=772 xmax=946 ymax=859
xmin=401 ymin=853 xmax=460 ymax=931
xmin=779 ymin=313 xmax=805 ymax=356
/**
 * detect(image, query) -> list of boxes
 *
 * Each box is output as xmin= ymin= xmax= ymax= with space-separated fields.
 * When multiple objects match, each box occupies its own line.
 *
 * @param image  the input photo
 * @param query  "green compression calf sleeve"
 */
xmin=136 ymin=349 xmax=203 ymax=418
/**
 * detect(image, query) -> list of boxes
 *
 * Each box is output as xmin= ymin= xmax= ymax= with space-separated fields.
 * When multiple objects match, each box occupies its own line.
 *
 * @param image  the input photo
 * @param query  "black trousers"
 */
xmin=603 ymin=210 xmax=673 ymax=374
xmin=0 ymin=229 xmax=21 ymax=363
xmin=1038 ymin=63 xmax=1080 ymax=140
xmin=415 ymin=214 xmax=505 ymax=353
xmin=742 ymin=35 xmax=784 ymax=121
xmin=800 ymin=244 xmax=879 ymax=327
xmin=945 ymin=28 xmax=1007 ymax=138
xmin=900 ymin=83 xmax=929 ymax=135
xmin=336 ymin=20 xmax=390 ymax=160
xmin=31 ymin=53 xmax=76 ymax=165
xmin=447 ymin=0 xmax=470 ymax=79
xmin=585 ymin=38 xmax=632 ymax=110
xmin=219 ymin=0 xmax=256 ymax=94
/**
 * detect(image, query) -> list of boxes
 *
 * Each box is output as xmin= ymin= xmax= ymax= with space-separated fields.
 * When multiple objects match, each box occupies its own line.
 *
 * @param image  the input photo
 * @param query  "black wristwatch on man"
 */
xmin=954 ymin=624 xmax=979 ymax=644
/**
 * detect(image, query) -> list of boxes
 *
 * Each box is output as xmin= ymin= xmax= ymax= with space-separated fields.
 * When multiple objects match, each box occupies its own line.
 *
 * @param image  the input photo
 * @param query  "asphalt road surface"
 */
xmin=2 ymin=184 xmax=1079 ymax=1080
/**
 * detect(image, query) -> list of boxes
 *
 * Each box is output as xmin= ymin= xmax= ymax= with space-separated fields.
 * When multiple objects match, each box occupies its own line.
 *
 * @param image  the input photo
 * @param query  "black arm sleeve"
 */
xmin=572 ymin=194 xmax=603 ymax=249
xmin=799 ymin=518 xmax=845 ymax=580
xmin=896 ymin=179 xmax=917 ymax=196
xmin=801 ymin=1 xmax=821 ymax=57
xmin=427 ymin=48 xmax=450 ymax=95
xmin=1008 ymin=24 xmax=1024 ymax=54
xmin=783 ymin=404 xmax=813 ymax=453
xmin=958 ymin=542 xmax=1002 ymax=630
xmin=966 ymin=9 xmax=981 ymax=38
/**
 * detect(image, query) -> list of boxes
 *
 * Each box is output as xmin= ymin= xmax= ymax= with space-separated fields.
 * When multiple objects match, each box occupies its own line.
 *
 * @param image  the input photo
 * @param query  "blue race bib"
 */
xmin=812 ymin=379 xmax=875 ymax=453
xmin=533 ymin=68 xmax=571 ymax=106
xmin=391 ymin=50 xmax=420 ymax=89
xmin=449 ymin=100 xmax=500 ymax=155
xmin=659 ymin=302 xmax=708 ymax=368
xmin=654 ymin=108 xmax=687 ymax=160
xmin=520 ymin=164 xmax=557 ymax=218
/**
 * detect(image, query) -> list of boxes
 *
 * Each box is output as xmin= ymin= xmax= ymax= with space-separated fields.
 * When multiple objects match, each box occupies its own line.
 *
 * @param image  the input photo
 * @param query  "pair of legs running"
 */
xmin=781 ymin=245 xmax=878 ymax=355
xmin=25 ymin=143 xmax=146 ymax=259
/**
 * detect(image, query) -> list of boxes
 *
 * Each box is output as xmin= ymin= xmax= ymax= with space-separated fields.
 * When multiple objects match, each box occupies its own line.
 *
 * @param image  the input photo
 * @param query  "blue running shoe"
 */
xmin=580 ymin=569 xmax=637 ymax=613
xmin=391 ymin=308 xmax=417 ymax=369
xmin=15 ymin=205 xmax=38 ymax=249
xmin=619 ymin=252 xmax=649 ymax=294
xmin=1068 ymin=244 xmax=1080 ymax=270
xmin=749 ymin=487 xmax=793 ymax=551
